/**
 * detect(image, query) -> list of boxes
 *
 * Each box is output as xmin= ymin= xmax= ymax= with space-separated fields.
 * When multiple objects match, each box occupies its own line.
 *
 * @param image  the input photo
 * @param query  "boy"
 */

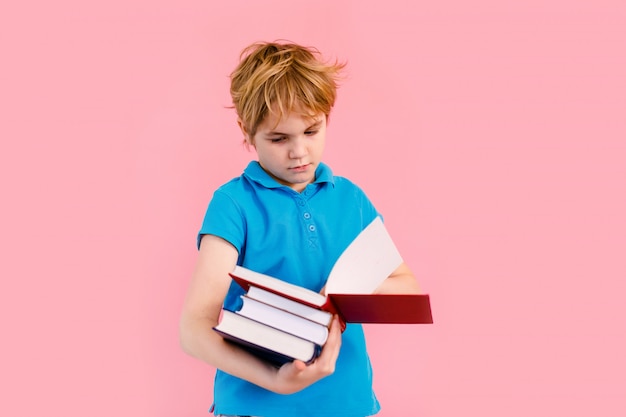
xmin=179 ymin=41 xmax=421 ymax=417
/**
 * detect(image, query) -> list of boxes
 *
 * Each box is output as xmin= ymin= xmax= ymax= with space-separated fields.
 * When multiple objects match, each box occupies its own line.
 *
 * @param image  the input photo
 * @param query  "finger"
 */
xmin=328 ymin=315 xmax=342 ymax=353
xmin=318 ymin=316 xmax=342 ymax=363
xmin=292 ymin=359 xmax=307 ymax=372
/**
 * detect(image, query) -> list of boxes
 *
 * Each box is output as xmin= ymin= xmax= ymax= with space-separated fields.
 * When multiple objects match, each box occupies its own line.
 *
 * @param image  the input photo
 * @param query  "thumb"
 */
xmin=292 ymin=359 xmax=307 ymax=372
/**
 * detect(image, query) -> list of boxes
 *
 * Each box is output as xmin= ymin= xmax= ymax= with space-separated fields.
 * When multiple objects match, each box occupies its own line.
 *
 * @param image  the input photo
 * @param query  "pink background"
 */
xmin=2 ymin=1 xmax=625 ymax=416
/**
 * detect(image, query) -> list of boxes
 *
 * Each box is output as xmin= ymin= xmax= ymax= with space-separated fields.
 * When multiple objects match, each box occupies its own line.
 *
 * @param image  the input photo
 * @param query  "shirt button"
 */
xmin=303 ymin=212 xmax=311 ymax=219
xmin=309 ymin=224 xmax=316 ymax=232
xmin=298 ymin=199 xmax=305 ymax=206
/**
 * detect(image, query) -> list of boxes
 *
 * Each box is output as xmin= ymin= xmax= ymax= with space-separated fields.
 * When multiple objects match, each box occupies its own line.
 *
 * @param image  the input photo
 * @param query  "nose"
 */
xmin=288 ymin=137 xmax=308 ymax=159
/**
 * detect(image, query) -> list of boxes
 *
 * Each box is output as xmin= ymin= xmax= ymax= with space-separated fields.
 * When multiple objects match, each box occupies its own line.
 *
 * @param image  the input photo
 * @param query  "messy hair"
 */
xmin=230 ymin=41 xmax=345 ymax=138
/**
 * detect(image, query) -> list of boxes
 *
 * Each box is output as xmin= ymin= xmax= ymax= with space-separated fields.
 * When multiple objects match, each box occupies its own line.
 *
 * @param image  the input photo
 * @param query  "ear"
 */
xmin=237 ymin=118 xmax=254 ymax=147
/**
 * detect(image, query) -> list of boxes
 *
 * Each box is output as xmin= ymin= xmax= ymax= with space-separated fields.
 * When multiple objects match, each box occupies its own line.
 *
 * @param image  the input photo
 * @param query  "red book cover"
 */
xmin=325 ymin=294 xmax=433 ymax=324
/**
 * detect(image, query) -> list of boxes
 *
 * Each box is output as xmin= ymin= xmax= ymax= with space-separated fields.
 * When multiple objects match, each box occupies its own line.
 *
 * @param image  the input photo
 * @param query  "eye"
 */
xmin=304 ymin=130 xmax=318 ymax=136
xmin=270 ymin=136 xmax=287 ymax=143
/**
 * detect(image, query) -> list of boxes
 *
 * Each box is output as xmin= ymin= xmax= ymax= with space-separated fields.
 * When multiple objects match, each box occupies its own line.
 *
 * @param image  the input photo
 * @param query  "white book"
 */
xmin=214 ymin=310 xmax=321 ymax=366
xmin=246 ymin=286 xmax=333 ymax=327
xmin=238 ymin=295 xmax=329 ymax=345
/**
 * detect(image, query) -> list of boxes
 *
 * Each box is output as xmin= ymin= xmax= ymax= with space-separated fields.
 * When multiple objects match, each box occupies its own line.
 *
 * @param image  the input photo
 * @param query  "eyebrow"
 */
xmin=266 ymin=120 xmax=323 ymax=136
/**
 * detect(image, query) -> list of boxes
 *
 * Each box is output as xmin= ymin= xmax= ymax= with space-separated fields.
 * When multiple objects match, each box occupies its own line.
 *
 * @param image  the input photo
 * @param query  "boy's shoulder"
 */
xmin=329 ymin=173 xmax=366 ymax=192
xmin=212 ymin=175 xmax=249 ymax=199
xmin=331 ymin=173 xmax=355 ymax=185
xmin=316 ymin=162 xmax=360 ymax=189
xmin=213 ymin=162 xmax=259 ymax=191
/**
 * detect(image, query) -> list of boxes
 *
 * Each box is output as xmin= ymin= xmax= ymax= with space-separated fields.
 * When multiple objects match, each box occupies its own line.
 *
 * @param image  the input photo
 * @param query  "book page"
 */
xmin=325 ymin=217 xmax=403 ymax=295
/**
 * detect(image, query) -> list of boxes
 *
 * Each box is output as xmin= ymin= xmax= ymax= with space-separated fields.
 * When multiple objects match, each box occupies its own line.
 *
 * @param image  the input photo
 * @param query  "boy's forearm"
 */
xmin=179 ymin=316 xmax=278 ymax=391
xmin=374 ymin=262 xmax=422 ymax=294
xmin=375 ymin=274 xmax=421 ymax=294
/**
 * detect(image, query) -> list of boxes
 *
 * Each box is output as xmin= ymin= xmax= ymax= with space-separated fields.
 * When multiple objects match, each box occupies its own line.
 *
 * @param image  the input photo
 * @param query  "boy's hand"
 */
xmin=272 ymin=315 xmax=342 ymax=394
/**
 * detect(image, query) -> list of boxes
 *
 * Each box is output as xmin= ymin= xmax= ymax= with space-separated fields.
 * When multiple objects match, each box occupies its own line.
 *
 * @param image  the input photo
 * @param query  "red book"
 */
xmin=229 ymin=267 xmax=433 ymax=326
xmin=229 ymin=217 xmax=433 ymax=326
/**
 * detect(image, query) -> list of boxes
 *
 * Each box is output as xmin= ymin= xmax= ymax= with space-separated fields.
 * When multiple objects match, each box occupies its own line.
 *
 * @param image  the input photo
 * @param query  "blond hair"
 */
xmin=230 ymin=41 xmax=345 ymax=137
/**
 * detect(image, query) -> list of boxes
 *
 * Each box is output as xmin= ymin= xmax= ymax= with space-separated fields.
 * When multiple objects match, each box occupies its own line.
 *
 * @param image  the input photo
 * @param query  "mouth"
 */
xmin=289 ymin=163 xmax=311 ymax=172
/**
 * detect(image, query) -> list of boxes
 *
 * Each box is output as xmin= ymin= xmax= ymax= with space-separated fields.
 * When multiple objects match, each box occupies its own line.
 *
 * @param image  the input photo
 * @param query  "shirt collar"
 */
xmin=243 ymin=161 xmax=335 ymax=189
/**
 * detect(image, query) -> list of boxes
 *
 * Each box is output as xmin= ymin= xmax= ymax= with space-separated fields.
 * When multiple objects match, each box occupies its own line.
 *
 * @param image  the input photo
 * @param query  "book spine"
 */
xmin=321 ymin=298 xmax=347 ymax=332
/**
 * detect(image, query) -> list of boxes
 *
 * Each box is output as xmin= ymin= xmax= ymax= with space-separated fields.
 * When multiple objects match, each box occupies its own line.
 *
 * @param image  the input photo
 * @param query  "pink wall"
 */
xmin=2 ymin=1 xmax=625 ymax=416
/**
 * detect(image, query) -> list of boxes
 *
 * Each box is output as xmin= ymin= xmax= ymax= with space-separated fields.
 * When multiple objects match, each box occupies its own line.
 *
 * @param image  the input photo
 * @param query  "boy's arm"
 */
xmin=179 ymin=234 xmax=342 ymax=394
xmin=373 ymin=262 xmax=422 ymax=294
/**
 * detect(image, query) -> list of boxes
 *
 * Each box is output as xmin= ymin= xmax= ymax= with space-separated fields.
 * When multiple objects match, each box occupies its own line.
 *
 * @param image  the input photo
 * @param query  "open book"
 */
xmin=213 ymin=217 xmax=433 ymax=365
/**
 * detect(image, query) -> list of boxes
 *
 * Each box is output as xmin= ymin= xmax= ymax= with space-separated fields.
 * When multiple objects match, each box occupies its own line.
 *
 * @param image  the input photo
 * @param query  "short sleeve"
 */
xmin=334 ymin=177 xmax=381 ymax=229
xmin=197 ymin=189 xmax=246 ymax=252
xmin=356 ymin=184 xmax=381 ymax=227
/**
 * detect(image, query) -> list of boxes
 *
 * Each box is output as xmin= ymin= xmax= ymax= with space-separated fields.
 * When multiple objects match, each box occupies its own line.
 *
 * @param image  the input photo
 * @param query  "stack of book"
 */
xmin=213 ymin=217 xmax=434 ymax=367
xmin=215 ymin=278 xmax=333 ymax=366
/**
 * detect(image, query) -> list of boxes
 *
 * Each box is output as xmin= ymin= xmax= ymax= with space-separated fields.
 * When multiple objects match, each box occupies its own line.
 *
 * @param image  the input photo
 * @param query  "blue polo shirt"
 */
xmin=199 ymin=161 xmax=381 ymax=417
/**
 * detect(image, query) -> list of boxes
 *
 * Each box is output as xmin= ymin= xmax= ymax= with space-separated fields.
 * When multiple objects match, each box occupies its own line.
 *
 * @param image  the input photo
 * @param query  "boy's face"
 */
xmin=242 ymin=111 xmax=327 ymax=193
